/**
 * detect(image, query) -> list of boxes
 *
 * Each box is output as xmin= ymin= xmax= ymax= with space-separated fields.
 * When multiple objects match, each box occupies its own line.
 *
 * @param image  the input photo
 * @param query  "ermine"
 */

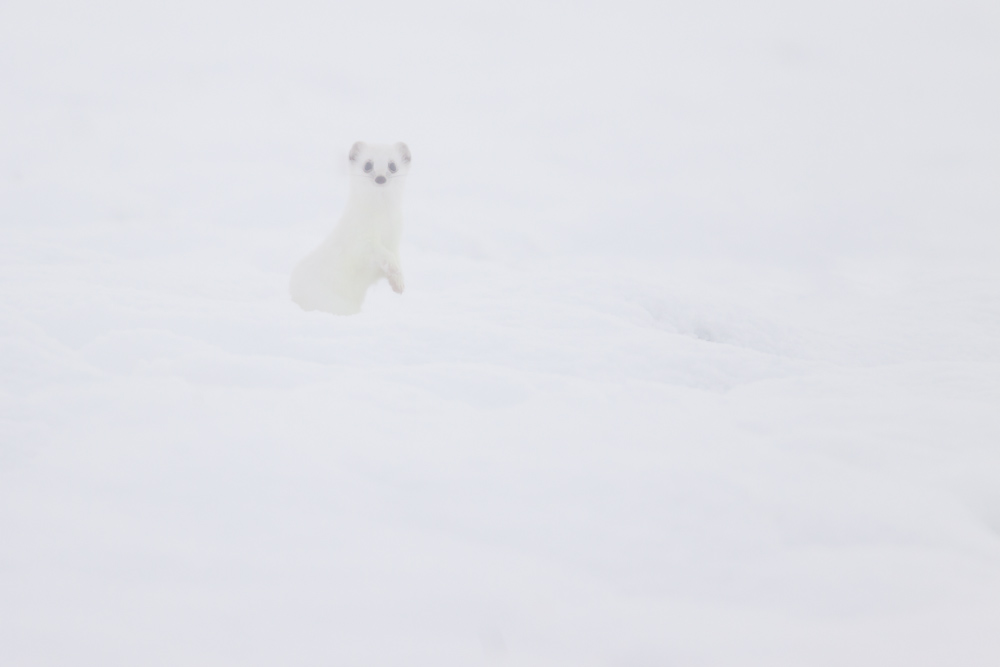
xmin=290 ymin=141 xmax=411 ymax=315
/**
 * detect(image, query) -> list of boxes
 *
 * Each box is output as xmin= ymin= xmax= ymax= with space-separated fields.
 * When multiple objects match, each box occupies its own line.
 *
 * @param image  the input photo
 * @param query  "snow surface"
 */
xmin=2 ymin=1 xmax=1000 ymax=665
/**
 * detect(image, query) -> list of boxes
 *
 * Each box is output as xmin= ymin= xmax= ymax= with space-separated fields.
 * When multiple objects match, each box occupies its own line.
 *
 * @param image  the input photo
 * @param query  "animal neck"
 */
xmin=347 ymin=180 xmax=404 ymax=215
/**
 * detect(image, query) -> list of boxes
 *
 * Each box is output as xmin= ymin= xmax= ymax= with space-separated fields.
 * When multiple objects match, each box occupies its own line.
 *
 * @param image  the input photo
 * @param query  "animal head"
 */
xmin=348 ymin=141 xmax=411 ymax=187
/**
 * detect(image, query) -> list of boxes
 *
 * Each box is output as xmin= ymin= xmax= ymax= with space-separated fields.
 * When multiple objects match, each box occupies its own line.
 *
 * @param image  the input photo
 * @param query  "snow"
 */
xmin=2 ymin=1 xmax=1000 ymax=664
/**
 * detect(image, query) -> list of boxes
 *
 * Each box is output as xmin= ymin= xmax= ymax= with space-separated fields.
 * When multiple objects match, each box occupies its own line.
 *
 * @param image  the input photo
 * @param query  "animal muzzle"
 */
xmin=374 ymin=175 xmax=387 ymax=185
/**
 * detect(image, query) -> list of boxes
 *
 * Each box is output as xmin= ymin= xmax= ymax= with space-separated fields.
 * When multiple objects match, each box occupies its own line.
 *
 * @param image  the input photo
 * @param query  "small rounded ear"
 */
xmin=349 ymin=141 xmax=365 ymax=162
xmin=395 ymin=142 xmax=411 ymax=164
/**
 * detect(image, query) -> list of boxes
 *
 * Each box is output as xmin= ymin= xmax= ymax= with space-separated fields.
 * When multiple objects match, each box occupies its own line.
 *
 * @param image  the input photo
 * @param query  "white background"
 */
xmin=2 ymin=1 xmax=999 ymax=664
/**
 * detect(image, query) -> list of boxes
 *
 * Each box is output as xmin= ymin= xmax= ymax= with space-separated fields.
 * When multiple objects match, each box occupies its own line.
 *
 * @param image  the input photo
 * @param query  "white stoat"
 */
xmin=290 ymin=141 xmax=411 ymax=315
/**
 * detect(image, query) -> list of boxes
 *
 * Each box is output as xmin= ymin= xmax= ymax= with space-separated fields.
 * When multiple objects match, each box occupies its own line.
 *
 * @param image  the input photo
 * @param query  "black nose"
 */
xmin=375 ymin=175 xmax=386 ymax=184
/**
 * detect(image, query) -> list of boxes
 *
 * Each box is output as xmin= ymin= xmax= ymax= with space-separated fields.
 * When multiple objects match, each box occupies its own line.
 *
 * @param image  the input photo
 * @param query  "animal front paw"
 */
xmin=387 ymin=269 xmax=405 ymax=294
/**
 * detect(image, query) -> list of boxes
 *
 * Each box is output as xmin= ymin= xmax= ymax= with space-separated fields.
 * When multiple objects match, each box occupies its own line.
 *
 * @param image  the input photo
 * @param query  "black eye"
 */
xmin=364 ymin=161 xmax=373 ymax=173
xmin=388 ymin=162 xmax=397 ymax=173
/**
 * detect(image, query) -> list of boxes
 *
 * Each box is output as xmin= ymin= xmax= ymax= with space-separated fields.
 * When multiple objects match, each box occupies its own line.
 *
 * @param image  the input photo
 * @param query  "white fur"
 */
xmin=290 ymin=141 xmax=411 ymax=315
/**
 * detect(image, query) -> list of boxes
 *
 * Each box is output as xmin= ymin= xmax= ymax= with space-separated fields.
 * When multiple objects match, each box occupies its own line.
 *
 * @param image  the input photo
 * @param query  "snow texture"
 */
xmin=2 ymin=1 xmax=1000 ymax=665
